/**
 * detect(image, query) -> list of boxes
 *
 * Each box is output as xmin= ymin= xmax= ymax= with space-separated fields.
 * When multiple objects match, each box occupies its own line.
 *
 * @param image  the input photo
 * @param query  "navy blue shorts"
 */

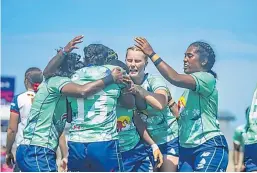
xmin=147 ymin=137 xmax=179 ymax=167
xmin=179 ymin=135 xmax=229 ymax=172
xmin=68 ymin=140 xmax=123 ymax=172
xmin=244 ymin=143 xmax=257 ymax=172
xmin=16 ymin=144 xmax=57 ymax=172
xmin=121 ymin=141 xmax=152 ymax=172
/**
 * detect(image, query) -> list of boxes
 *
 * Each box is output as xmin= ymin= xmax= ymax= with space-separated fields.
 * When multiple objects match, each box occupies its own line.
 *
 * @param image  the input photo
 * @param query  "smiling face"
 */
xmin=125 ymin=48 xmax=148 ymax=80
xmin=183 ymin=45 xmax=205 ymax=74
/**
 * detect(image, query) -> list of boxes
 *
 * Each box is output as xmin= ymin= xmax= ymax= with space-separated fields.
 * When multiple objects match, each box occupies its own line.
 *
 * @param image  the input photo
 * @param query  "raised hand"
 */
xmin=134 ymin=37 xmax=154 ymax=56
xmin=63 ymin=35 xmax=84 ymax=53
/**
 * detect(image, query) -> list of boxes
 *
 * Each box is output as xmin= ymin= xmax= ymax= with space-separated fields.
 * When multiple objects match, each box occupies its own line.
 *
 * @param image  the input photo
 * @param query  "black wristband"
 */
xmin=149 ymin=52 xmax=156 ymax=58
xmin=153 ymin=58 xmax=163 ymax=66
xmin=102 ymin=74 xmax=114 ymax=86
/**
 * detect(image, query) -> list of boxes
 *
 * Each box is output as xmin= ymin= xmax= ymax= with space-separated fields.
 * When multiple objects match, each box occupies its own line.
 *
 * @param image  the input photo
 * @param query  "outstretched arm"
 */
xmin=61 ymin=68 xmax=123 ymax=98
xmin=43 ymin=35 xmax=84 ymax=79
xmin=123 ymin=76 xmax=167 ymax=110
xmin=134 ymin=37 xmax=196 ymax=90
xmin=118 ymin=88 xmax=135 ymax=109
xmin=133 ymin=86 xmax=168 ymax=111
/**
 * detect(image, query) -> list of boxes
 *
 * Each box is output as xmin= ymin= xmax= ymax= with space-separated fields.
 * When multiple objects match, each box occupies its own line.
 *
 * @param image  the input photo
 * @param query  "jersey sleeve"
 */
xmin=190 ymin=72 xmax=216 ymax=97
xmin=148 ymin=75 xmax=169 ymax=93
xmin=47 ymin=76 xmax=71 ymax=94
xmin=10 ymin=95 xmax=20 ymax=115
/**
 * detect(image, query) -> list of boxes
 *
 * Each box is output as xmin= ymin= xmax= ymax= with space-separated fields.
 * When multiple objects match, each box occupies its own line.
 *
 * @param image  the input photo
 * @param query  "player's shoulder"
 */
xmin=191 ymin=71 xmax=216 ymax=83
xmin=11 ymin=90 xmax=35 ymax=107
xmin=15 ymin=90 xmax=34 ymax=99
xmin=145 ymin=73 xmax=166 ymax=84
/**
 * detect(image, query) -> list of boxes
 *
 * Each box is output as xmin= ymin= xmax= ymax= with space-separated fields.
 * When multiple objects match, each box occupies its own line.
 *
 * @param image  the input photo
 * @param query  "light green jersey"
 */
xmin=244 ymin=86 xmax=257 ymax=145
xmin=22 ymin=76 xmax=71 ymax=151
xmin=68 ymin=65 xmax=124 ymax=143
xmin=178 ymin=72 xmax=223 ymax=148
xmin=233 ymin=124 xmax=246 ymax=147
xmin=139 ymin=74 xmax=178 ymax=145
xmin=117 ymin=105 xmax=140 ymax=152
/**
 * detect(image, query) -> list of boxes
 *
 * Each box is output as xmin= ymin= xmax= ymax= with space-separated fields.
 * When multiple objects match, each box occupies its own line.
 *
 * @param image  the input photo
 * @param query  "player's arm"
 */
xmin=133 ymin=110 xmax=163 ymax=168
xmin=61 ymin=68 xmax=123 ymax=98
xmin=6 ymin=113 xmax=19 ymax=154
xmin=134 ymin=37 xmax=196 ymax=90
xmin=233 ymin=128 xmax=243 ymax=172
xmin=132 ymin=86 xmax=168 ymax=111
xmin=6 ymin=110 xmax=19 ymax=166
xmin=233 ymin=142 xmax=241 ymax=171
xmin=43 ymin=35 xmax=83 ymax=79
xmin=123 ymin=76 xmax=167 ymax=110
xmin=168 ymin=97 xmax=179 ymax=119
xmin=59 ymin=132 xmax=68 ymax=159
xmin=118 ymin=88 xmax=135 ymax=109
xmin=59 ymin=132 xmax=68 ymax=171
xmin=135 ymin=95 xmax=147 ymax=110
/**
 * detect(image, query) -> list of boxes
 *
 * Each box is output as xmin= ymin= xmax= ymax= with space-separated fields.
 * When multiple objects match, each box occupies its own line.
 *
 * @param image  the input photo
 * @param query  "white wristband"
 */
xmin=151 ymin=144 xmax=159 ymax=152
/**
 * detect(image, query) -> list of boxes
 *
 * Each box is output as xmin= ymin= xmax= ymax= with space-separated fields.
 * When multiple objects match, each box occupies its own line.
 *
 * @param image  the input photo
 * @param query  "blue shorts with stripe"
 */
xmin=244 ymin=143 xmax=257 ymax=172
xmin=121 ymin=140 xmax=152 ymax=172
xmin=16 ymin=144 xmax=57 ymax=172
xmin=68 ymin=140 xmax=123 ymax=172
xmin=179 ymin=135 xmax=229 ymax=172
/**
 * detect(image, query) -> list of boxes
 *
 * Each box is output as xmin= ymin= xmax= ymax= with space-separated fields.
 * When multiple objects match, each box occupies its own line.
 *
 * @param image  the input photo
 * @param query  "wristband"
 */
xmin=102 ymin=74 xmax=114 ymax=86
xmin=149 ymin=52 xmax=156 ymax=58
xmin=150 ymin=54 xmax=161 ymax=63
xmin=151 ymin=144 xmax=159 ymax=152
xmin=168 ymin=100 xmax=176 ymax=108
xmin=153 ymin=58 xmax=163 ymax=66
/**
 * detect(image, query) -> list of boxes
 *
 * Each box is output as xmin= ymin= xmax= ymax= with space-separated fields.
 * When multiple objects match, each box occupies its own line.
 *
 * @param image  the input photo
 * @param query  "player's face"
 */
xmin=183 ymin=46 xmax=202 ymax=74
xmin=126 ymin=50 xmax=147 ymax=78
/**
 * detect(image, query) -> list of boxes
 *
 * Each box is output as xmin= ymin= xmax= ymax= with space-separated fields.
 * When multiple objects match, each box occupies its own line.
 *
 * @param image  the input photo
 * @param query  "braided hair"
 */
xmin=189 ymin=41 xmax=217 ymax=78
xmin=83 ymin=44 xmax=118 ymax=66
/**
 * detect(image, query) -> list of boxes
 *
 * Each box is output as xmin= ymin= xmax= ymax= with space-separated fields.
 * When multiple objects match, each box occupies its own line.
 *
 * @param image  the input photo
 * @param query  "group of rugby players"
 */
xmin=5 ymin=35 xmax=257 ymax=172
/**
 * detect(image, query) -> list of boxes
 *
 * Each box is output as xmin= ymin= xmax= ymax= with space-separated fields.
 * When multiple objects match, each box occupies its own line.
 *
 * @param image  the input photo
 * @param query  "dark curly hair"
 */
xmin=83 ymin=44 xmax=118 ymax=66
xmin=54 ymin=50 xmax=85 ymax=78
xmin=108 ymin=59 xmax=129 ymax=74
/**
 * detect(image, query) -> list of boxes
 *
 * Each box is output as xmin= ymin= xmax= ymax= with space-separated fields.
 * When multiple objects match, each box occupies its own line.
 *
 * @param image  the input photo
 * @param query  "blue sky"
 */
xmin=1 ymin=0 xmax=257 ymax=127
